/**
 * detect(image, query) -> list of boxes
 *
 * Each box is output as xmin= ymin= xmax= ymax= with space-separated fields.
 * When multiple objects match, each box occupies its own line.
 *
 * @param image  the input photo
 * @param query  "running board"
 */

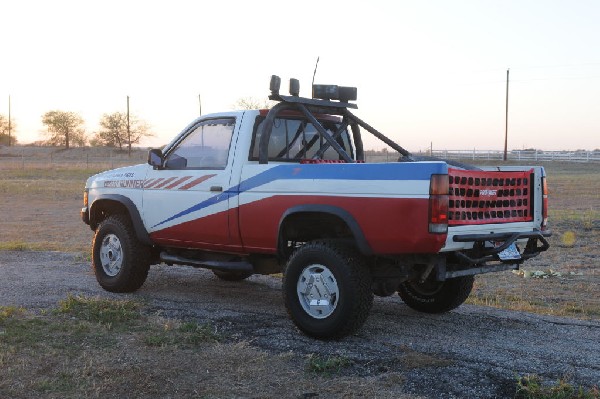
xmin=160 ymin=253 xmax=253 ymax=272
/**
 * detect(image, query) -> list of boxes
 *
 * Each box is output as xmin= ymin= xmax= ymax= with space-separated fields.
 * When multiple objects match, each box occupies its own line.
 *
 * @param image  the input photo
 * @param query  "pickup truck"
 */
xmin=81 ymin=75 xmax=551 ymax=339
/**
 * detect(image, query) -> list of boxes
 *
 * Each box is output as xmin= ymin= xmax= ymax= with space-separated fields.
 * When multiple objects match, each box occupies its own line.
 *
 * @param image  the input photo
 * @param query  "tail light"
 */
xmin=429 ymin=174 xmax=449 ymax=234
xmin=541 ymin=176 xmax=548 ymax=230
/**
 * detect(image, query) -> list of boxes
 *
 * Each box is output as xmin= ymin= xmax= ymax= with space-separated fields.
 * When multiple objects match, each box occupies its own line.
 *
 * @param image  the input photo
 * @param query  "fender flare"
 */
xmin=90 ymin=194 xmax=153 ymax=246
xmin=278 ymin=204 xmax=372 ymax=255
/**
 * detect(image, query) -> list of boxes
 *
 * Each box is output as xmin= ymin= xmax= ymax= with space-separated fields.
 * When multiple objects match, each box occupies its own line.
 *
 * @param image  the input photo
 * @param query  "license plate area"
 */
xmin=493 ymin=241 xmax=521 ymax=260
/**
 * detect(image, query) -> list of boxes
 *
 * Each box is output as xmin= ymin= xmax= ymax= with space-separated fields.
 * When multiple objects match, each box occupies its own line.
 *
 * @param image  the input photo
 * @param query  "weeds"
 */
xmin=144 ymin=320 xmax=220 ymax=347
xmin=515 ymin=374 xmax=599 ymax=399
xmin=56 ymin=294 xmax=141 ymax=328
xmin=0 ymin=306 xmax=25 ymax=321
xmin=306 ymin=354 xmax=351 ymax=375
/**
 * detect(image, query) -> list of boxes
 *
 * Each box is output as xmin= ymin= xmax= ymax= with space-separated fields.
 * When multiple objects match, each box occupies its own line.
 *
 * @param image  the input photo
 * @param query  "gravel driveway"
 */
xmin=1 ymin=251 xmax=598 ymax=398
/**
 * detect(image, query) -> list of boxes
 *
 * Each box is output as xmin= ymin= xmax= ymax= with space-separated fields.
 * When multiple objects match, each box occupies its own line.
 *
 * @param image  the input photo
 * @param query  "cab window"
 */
xmin=165 ymin=118 xmax=235 ymax=170
xmin=250 ymin=116 xmax=353 ymax=162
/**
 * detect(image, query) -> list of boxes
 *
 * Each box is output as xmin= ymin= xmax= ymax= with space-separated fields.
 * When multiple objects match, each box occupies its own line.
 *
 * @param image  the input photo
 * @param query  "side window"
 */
xmin=165 ymin=118 xmax=235 ymax=170
xmin=251 ymin=117 xmax=353 ymax=161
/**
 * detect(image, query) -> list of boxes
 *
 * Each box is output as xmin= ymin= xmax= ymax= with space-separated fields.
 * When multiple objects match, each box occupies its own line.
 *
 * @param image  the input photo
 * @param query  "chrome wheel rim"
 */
xmin=99 ymin=234 xmax=123 ymax=277
xmin=297 ymin=264 xmax=339 ymax=319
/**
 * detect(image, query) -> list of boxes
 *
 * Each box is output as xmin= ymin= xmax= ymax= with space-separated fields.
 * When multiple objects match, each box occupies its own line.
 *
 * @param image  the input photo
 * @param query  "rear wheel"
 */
xmin=283 ymin=241 xmax=373 ymax=339
xmin=398 ymin=275 xmax=474 ymax=313
xmin=92 ymin=214 xmax=150 ymax=293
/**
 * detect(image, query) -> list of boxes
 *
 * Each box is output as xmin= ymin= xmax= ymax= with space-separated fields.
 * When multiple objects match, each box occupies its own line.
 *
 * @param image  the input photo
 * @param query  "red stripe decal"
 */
xmin=144 ymin=178 xmax=164 ymax=188
xmin=179 ymin=174 xmax=216 ymax=190
xmin=154 ymin=177 xmax=178 ymax=189
xmin=164 ymin=176 xmax=192 ymax=189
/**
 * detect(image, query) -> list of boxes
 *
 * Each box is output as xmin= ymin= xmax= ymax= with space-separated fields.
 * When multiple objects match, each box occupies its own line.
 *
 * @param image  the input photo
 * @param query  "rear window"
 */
xmin=249 ymin=116 xmax=353 ymax=162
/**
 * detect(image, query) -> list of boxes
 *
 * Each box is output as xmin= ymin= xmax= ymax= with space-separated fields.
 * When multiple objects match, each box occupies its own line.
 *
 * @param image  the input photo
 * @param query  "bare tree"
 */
xmin=232 ymin=97 xmax=275 ymax=110
xmin=0 ymin=114 xmax=17 ymax=146
xmin=91 ymin=112 xmax=152 ymax=149
xmin=41 ymin=111 xmax=86 ymax=148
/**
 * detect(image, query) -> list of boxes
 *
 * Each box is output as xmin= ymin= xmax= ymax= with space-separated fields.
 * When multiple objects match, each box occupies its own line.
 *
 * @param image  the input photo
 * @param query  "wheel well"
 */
xmin=278 ymin=211 xmax=370 ymax=259
xmin=89 ymin=199 xmax=129 ymax=230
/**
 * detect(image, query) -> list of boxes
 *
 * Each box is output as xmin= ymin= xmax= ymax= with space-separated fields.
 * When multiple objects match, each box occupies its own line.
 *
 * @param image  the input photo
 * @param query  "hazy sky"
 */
xmin=1 ymin=0 xmax=599 ymax=151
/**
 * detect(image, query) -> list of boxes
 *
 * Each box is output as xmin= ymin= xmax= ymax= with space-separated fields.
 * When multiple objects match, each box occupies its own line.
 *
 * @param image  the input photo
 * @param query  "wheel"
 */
xmin=283 ymin=241 xmax=373 ymax=339
xmin=92 ymin=214 xmax=150 ymax=293
xmin=212 ymin=270 xmax=253 ymax=281
xmin=397 ymin=275 xmax=474 ymax=313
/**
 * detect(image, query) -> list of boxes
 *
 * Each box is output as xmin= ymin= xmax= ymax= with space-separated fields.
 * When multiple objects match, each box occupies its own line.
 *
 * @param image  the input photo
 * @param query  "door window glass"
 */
xmin=165 ymin=118 xmax=235 ymax=170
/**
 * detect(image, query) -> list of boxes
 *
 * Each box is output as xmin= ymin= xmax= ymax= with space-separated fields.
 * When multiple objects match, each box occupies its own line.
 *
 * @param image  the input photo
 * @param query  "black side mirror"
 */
xmin=147 ymin=149 xmax=164 ymax=169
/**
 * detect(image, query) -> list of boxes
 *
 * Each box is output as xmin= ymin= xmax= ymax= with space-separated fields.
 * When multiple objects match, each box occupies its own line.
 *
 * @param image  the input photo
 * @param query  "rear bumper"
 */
xmin=451 ymin=229 xmax=551 ymax=266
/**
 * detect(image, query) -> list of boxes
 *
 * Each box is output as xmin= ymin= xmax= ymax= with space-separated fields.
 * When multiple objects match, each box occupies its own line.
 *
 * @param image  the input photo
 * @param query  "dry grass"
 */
xmin=0 ymin=297 xmax=419 ymax=399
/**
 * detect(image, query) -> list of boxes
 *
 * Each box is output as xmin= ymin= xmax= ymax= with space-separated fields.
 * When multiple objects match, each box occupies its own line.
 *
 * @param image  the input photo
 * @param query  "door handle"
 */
xmin=210 ymin=186 xmax=223 ymax=192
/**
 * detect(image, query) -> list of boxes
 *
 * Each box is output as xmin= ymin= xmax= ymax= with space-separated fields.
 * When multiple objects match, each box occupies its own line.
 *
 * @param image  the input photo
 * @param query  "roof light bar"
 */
xmin=312 ymin=84 xmax=357 ymax=102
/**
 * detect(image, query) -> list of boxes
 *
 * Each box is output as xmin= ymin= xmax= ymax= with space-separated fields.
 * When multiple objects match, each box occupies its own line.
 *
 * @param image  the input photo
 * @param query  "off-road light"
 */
xmin=289 ymin=78 xmax=300 ymax=96
xmin=312 ymin=85 xmax=357 ymax=102
xmin=270 ymin=75 xmax=281 ymax=94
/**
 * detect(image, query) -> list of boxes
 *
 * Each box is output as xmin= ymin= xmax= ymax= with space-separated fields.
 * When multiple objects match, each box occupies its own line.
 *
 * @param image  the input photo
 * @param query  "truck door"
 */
xmin=142 ymin=117 xmax=236 ymax=249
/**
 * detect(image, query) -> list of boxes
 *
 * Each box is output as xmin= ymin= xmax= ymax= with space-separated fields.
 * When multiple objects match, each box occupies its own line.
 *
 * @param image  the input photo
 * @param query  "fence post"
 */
xmin=21 ymin=149 xmax=25 ymax=169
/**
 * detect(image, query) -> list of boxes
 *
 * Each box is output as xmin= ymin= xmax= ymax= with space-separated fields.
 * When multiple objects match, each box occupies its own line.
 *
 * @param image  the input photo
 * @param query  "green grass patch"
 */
xmin=515 ymin=374 xmax=599 ymax=399
xmin=144 ymin=321 xmax=220 ymax=348
xmin=306 ymin=354 xmax=351 ymax=375
xmin=56 ymin=294 xmax=141 ymax=328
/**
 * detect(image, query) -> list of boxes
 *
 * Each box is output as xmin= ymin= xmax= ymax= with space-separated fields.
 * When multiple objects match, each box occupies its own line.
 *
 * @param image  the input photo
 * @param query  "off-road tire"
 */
xmin=283 ymin=241 xmax=373 ymax=339
xmin=212 ymin=270 xmax=253 ymax=281
xmin=92 ymin=214 xmax=151 ymax=293
xmin=398 ymin=275 xmax=474 ymax=313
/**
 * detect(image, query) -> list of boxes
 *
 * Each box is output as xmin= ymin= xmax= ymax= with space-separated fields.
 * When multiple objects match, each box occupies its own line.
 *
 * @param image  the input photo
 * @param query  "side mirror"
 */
xmin=147 ymin=149 xmax=164 ymax=169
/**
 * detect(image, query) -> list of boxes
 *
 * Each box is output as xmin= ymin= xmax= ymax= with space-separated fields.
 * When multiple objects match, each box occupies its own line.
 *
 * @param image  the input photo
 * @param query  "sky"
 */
xmin=1 ymin=0 xmax=599 ymax=151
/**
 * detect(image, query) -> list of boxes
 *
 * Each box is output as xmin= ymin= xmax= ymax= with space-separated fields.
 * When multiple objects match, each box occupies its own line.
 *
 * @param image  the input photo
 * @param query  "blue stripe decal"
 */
xmin=152 ymin=162 xmax=447 ymax=228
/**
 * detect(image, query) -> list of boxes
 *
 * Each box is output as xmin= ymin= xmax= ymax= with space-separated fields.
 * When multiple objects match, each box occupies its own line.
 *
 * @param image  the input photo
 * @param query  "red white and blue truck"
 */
xmin=81 ymin=75 xmax=551 ymax=339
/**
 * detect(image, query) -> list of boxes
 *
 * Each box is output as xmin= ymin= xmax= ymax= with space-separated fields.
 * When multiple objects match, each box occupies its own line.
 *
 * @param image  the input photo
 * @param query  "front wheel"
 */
xmin=92 ymin=214 xmax=150 ymax=293
xmin=283 ymin=241 xmax=373 ymax=339
xmin=397 ymin=275 xmax=474 ymax=313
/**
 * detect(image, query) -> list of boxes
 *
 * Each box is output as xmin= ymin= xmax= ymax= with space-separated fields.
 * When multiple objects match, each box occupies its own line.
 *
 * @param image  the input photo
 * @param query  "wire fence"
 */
xmin=365 ymin=149 xmax=600 ymax=163
xmin=0 ymin=148 xmax=147 ymax=170
xmin=2 ymin=146 xmax=599 ymax=170
xmin=429 ymin=149 xmax=600 ymax=163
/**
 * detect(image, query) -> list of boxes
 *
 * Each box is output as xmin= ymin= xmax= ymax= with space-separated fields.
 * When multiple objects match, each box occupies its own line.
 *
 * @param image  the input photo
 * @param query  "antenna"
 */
xmin=311 ymin=56 xmax=320 ymax=87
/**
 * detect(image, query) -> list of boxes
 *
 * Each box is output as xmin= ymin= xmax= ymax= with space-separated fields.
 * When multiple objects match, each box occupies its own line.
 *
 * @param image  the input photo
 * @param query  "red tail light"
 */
xmin=429 ymin=174 xmax=449 ymax=234
xmin=542 ymin=176 xmax=548 ymax=229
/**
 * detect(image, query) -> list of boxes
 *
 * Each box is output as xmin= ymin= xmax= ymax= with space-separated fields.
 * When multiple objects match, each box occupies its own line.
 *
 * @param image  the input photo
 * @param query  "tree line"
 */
xmin=0 ymin=110 xmax=151 ymax=149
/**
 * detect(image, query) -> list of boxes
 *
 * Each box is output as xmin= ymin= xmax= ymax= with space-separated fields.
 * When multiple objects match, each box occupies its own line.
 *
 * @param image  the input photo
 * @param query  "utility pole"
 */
xmin=503 ymin=69 xmax=509 ymax=161
xmin=199 ymin=94 xmax=202 ymax=116
xmin=127 ymin=95 xmax=131 ymax=157
xmin=8 ymin=95 xmax=11 ymax=146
